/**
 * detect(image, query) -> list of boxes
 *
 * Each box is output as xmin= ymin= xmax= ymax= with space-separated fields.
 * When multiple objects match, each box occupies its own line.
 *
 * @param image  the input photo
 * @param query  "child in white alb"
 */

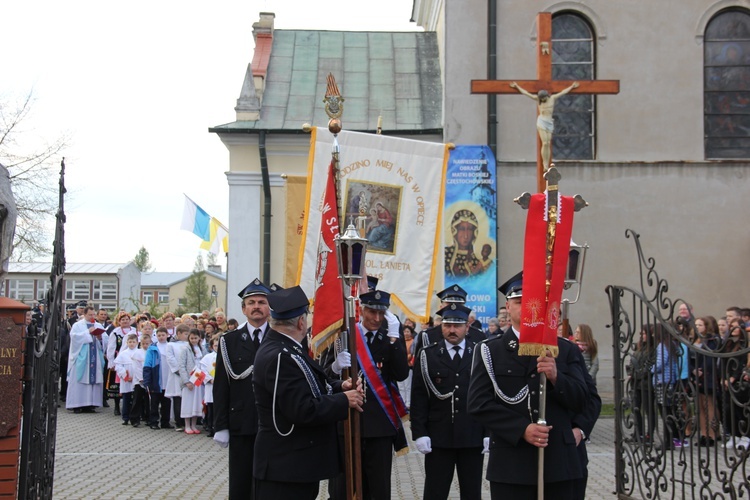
xmin=201 ymin=337 xmax=218 ymax=436
xmin=114 ymin=333 xmax=138 ymax=425
xmin=179 ymin=331 xmax=205 ymax=434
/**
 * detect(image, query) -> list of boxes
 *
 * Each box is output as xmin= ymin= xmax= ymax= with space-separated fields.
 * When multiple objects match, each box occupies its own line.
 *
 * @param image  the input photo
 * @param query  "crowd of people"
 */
xmin=628 ymin=303 xmax=750 ymax=451
xmin=62 ymin=302 xmax=235 ymax=437
xmin=57 ymin=273 xmax=606 ymax=500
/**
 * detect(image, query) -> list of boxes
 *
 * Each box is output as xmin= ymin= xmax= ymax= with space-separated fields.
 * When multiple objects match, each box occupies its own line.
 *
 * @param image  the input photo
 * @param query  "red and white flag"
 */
xmin=310 ymin=160 xmax=344 ymax=356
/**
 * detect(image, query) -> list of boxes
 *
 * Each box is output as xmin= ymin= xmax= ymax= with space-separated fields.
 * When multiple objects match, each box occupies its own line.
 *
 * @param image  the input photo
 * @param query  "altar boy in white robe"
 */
xmin=66 ymin=306 xmax=106 ymax=413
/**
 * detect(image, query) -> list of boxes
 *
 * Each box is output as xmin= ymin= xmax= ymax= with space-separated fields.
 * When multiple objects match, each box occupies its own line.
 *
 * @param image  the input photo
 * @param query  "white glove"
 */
xmin=385 ymin=310 xmax=400 ymax=339
xmin=331 ymin=350 xmax=351 ymax=375
xmin=482 ymin=437 xmax=490 ymax=454
xmin=415 ymin=436 xmax=432 ymax=454
xmin=213 ymin=429 xmax=230 ymax=448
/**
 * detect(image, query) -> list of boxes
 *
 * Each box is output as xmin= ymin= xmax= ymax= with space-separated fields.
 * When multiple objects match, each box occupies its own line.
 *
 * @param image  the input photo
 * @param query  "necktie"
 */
xmin=452 ymin=345 xmax=462 ymax=368
xmin=253 ymin=329 xmax=261 ymax=350
xmin=366 ymin=332 xmax=374 ymax=346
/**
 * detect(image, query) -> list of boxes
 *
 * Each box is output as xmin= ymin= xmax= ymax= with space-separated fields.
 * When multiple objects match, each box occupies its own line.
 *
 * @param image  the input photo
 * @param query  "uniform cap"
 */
xmin=238 ymin=278 xmax=271 ymax=299
xmin=436 ymin=284 xmax=467 ymax=303
xmin=498 ymin=271 xmax=523 ymax=299
xmin=268 ymin=286 xmax=309 ymax=320
xmin=436 ymin=303 xmax=472 ymax=324
xmin=360 ymin=290 xmax=391 ymax=310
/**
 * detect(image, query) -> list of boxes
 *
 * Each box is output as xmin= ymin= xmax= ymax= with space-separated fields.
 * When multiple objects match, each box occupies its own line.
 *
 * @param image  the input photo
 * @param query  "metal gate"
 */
xmin=607 ymin=229 xmax=750 ymax=499
xmin=18 ymin=160 xmax=66 ymax=499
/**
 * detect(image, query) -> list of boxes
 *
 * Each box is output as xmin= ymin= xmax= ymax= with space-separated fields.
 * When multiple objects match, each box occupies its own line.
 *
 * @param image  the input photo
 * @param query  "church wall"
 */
xmin=442 ymin=0 xmax=487 ymax=145
xmin=497 ymin=161 xmax=750 ymax=397
xmin=490 ymin=0 xmax=724 ymax=162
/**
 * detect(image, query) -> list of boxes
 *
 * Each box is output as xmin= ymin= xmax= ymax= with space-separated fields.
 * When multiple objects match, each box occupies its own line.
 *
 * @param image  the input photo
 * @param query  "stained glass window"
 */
xmin=704 ymin=9 xmax=750 ymax=159
xmin=552 ymin=13 xmax=595 ymax=160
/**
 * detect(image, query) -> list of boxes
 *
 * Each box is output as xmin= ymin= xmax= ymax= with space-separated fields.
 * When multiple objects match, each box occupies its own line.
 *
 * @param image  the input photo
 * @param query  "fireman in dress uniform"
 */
xmin=213 ymin=278 xmax=271 ymax=499
xmin=411 ymin=302 xmax=486 ymax=500
xmin=467 ymin=272 xmax=589 ymax=500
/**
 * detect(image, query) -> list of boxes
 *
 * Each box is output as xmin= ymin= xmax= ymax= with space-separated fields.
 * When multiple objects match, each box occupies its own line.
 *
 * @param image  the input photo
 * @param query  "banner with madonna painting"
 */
xmin=444 ymin=145 xmax=498 ymax=330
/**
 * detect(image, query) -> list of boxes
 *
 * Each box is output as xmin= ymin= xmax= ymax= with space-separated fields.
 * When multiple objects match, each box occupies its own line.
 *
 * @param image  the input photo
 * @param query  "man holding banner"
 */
xmin=467 ymin=273 xmax=589 ymax=499
xmin=328 ymin=289 xmax=409 ymax=500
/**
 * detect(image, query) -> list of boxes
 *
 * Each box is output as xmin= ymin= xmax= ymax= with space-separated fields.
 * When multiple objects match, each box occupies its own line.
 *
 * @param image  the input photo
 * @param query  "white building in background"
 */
xmin=5 ymin=262 xmax=141 ymax=311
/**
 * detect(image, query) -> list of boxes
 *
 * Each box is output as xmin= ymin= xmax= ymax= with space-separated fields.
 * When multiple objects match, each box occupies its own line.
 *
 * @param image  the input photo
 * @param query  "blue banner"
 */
xmin=444 ymin=145 xmax=497 ymax=330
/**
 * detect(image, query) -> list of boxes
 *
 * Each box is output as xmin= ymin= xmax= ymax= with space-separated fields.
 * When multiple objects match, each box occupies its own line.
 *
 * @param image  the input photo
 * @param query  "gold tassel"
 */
xmin=517 ymin=343 xmax=560 ymax=358
xmin=394 ymin=446 xmax=410 ymax=457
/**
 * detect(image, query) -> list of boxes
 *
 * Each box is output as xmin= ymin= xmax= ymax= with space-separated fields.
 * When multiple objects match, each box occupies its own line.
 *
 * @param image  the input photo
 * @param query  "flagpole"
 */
xmin=325 ymin=73 xmax=363 ymax=500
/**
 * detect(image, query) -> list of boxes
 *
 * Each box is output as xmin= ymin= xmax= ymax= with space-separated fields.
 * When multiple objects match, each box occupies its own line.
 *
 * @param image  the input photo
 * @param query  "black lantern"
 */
xmin=335 ymin=223 xmax=368 ymax=287
xmin=564 ymin=238 xmax=589 ymax=301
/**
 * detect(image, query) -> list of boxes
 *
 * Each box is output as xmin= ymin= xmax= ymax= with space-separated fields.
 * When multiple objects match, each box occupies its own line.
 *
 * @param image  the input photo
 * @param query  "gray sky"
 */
xmin=5 ymin=0 xmax=418 ymax=271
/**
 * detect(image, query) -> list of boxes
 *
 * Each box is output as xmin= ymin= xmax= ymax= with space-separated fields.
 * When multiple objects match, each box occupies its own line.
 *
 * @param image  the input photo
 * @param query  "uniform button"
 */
xmin=507 ymin=369 xmax=512 ymax=373
xmin=533 ymin=409 xmax=539 ymax=414
xmin=531 ymin=391 xmax=536 ymax=395
xmin=455 ymin=397 xmax=460 ymax=401
xmin=530 ymin=374 xmax=536 ymax=378
xmin=455 ymin=385 xmax=459 ymax=389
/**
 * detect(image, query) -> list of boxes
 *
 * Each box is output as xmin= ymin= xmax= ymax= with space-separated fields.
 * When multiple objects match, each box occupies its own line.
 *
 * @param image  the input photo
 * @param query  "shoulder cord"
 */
xmin=220 ymin=336 xmax=254 ymax=381
xmin=273 ymin=352 xmax=294 ymax=437
xmin=272 ymin=352 xmax=331 ymax=437
xmin=419 ymin=350 xmax=456 ymax=422
xmin=480 ymin=343 xmax=530 ymax=405
xmin=421 ymin=331 xmax=430 ymax=349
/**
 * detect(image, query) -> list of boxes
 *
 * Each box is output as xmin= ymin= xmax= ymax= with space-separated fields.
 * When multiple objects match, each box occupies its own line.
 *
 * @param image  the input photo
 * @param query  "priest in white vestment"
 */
xmin=66 ymin=305 xmax=106 ymax=412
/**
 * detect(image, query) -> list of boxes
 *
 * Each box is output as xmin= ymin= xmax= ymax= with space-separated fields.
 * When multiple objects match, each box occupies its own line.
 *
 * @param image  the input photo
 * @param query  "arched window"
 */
xmin=704 ymin=9 xmax=750 ymax=159
xmin=551 ymin=13 xmax=595 ymax=160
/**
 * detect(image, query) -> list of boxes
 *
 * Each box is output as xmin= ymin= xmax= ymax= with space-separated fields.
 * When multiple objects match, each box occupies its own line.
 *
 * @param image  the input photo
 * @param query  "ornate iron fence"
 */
xmin=608 ymin=229 xmax=750 ymax=499
xmin=18 ymin=160 xmax=66 ymax=499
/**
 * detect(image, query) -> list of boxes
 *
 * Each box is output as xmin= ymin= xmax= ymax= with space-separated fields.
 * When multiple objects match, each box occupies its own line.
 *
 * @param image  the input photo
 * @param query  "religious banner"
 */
xmin=518 ymin=192 xmax=574 ymax=357
xmin=309 ymin=161 xmax=344 ymax=356
xmin=298 ymin=127 xmax=449 ymax=321
xmin=443 ymin=145 xmax=497 ymax=329
xmin=284 ymin=176 xmax=307 ymax=287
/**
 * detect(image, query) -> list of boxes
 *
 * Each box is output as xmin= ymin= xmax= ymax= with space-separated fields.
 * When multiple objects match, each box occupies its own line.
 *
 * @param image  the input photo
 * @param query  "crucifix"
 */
xmin=472 ymin=12 xmax=620 ymax=193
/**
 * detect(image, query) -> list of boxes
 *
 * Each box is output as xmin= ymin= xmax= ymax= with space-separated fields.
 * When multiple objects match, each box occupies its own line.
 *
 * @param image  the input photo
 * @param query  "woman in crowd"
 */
xmin=575 ymin=324 xmax=599 ymax=385
xmin=629 ymin=325 xmax=656 ymax=443
xmin=652 ymin=324 xmax=681 ymax=449
xmin=486 ymin=317 xmax=500 ymax=337
xmin=721 ymin=318 xmax=750 ymax=449
xmin=691 ymin=316 xmax=720 ymax=446
xmin=106 ymin=311 xmax=134 ymax=416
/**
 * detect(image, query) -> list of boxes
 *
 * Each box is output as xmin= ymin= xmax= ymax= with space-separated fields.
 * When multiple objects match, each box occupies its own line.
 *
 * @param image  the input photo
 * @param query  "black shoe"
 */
xmin=122 ymin=421 xmax=129 ymax=426
xmin=114 ymin=408 xmax=121 ymax=416
xmin=131 ymin=422 xmax=140 ymax=428
xmin=73 ymin=408 xmax=83 ymax=414
xmin=102 ymin=401 xmax=110 ymax=408
xmin=81 ymin=407 xmax=96 ymax=414
xmin=150 ymin=424 xmax=160 ymax=430
xmin=161 ymin=424 xmax=174 ymax=430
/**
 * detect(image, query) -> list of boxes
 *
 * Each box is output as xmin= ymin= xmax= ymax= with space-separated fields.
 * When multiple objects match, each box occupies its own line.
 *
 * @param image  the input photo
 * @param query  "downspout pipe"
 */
xmin=488 ymin=0 xmax=498 ymax=158
xmin=259 ymin=130 xmax=272 ymax=283
xmin=488 ymin=0 xmax=500 ymax=317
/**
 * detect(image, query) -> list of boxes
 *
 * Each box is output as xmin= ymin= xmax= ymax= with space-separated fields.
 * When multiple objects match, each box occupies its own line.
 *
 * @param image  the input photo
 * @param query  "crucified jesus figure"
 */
xmin=510 ymin=81 xmax=579 ymax=171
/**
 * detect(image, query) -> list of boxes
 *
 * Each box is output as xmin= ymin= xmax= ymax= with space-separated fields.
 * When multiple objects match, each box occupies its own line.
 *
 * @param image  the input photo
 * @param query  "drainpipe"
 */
xmin=259 ymin=130 xmax=271 ymax=283
xmin=488 ymin=0 xmax=500 ymax=316
xmin=488 ymin=0 xmax=498 ymax=158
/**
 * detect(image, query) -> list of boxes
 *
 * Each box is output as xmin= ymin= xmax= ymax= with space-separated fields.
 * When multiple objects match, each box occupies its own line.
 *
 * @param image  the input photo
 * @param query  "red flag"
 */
xmin=518 ymin=192 xmax=574 ymax=357
xmin=310 ymin=160 xmax=344 ymax=356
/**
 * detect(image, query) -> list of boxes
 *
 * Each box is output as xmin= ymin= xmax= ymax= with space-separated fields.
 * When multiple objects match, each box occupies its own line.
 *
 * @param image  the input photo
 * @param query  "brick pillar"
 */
xmin=0 ymin=298 xmax=29 ymax=498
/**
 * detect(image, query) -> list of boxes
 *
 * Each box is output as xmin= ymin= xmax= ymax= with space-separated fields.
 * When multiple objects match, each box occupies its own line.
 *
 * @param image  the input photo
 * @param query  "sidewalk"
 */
xmin=53 ymin=407 xmax=616 ymax=499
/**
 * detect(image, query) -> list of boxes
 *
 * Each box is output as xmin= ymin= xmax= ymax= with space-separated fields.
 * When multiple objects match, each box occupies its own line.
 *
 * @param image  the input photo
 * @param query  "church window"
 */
xmin=704 ymin=9 xmax=750 ymax=159
xmin=551 ymin=13 xmax=595 ymax=160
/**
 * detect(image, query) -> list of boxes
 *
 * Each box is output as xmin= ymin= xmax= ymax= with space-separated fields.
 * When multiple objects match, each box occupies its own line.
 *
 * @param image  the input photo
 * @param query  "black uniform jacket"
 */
xmin=410 ymin=339 xmax=484 ymax=449
xmin=467 ymin=329 xmax=588 ymax=485
xmin=359 ymin=325 xmax=410 ymax=438
xmin=213 ymin=323 xmax=267 ymax=435
xmin=253 ymin=329 xmax=349 ymax=482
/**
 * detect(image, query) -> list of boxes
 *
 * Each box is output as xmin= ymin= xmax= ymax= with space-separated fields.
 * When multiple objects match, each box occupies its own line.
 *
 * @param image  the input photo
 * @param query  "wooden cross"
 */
xmin=471 ymin=12 xmax=620 ymax=193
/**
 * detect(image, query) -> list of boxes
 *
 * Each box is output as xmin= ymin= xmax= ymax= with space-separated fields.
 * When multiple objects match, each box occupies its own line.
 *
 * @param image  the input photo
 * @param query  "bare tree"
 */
xmin=0 ymin=90 xmax=69 ymax=261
